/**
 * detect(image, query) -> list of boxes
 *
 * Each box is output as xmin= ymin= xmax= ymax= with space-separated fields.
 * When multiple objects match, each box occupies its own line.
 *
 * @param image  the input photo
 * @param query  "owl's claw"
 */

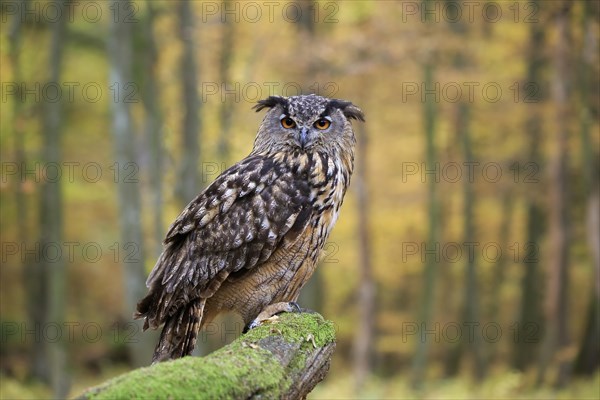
xmin=289 ymin=301 xmax=301 ymax=313
xmin=244 ymin=301 xmax=302 ymax=333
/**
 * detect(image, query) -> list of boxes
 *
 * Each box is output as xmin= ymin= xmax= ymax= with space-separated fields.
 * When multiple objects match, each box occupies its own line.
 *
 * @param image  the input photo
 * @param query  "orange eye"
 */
xmin=314 ymin=118 xmax=331 ymax=130
xmin=281 ymin=117 xmax=296 ymax=129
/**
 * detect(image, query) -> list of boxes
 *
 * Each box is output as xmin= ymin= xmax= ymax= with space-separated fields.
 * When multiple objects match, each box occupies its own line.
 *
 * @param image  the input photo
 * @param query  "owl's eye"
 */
xmin=281 ymin=117 xmax=296 ymax=129
xmin=314 ymin=118 xmax=331 ymax=130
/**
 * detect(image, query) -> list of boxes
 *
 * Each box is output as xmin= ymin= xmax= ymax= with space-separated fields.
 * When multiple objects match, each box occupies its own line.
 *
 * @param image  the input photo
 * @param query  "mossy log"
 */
xmin=77 ymin=312 xmax=336 ymax=399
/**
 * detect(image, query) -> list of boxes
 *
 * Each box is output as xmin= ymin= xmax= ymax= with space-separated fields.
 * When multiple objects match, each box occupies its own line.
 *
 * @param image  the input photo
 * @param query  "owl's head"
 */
xmin=251 ymin=94 xmax=364 ymax=155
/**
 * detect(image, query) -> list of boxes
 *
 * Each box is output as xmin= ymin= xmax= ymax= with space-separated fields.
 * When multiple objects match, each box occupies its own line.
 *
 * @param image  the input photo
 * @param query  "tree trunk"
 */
xmin=39 ymin=0 xmax=69 ymax=395
xmin=445 ymin=103 xmax=486 ymax=381
xmin=140 ymin=2 xmax=164 ymax=258
xmin=353 ymin=122 xmax=375 ymax=391
xmin=489 ymin=190 xmax=513 ymax=334
xmin=443 ymin=15 xmax=486 ymax=380
xmin=108 ymin=0 xmax=150 ymax=367
xmin=514 ymin=1 xmax=546 ymax=370
xmin=573 ymin=0 xmax=600 ymax=376
xmin=7 ymin=0 xmax=43 ymax=383
xmin=485 ymin=189 xmax=514 ymax=367
xmin=176 ymin=0 xmax=202 ymax=206
xmin=411 ymin=53 xmax=439 ymax=389
xmin=460 ymin=104 xmax=486 ymax=381
xmin=537 ymin=2 xmax=573 ymax=388
xmin=76 ymin=313 xmax=336 ymax=399
xmin=217 ymin=0 xmax=235 ymax=162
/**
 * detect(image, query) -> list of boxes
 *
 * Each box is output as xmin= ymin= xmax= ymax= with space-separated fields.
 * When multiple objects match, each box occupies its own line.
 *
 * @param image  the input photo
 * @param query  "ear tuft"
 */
xmin=342 ymin=104 xmax=365 ymax=121
xmin=326 ymin=99 xmax=365 ymax=122
xmin=253 ymin=96 xmax=288 ymax=113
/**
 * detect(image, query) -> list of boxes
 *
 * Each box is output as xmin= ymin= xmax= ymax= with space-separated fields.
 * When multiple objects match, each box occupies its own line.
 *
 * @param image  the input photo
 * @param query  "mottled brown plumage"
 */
xmin=135 ymin=94 xmax=364 ymax=363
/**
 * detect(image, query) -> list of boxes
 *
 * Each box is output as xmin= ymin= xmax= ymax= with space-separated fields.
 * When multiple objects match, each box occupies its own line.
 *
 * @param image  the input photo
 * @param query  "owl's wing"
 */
xmin=138 ymin=154 xmax=312 ymax=327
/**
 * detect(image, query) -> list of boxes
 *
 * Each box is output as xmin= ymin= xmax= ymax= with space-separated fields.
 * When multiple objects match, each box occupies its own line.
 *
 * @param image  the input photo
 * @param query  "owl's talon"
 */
xmin=244 ymin=301 xmax=303 ymax=333
xmin=289 ymin=301 xmax=301 ymax=313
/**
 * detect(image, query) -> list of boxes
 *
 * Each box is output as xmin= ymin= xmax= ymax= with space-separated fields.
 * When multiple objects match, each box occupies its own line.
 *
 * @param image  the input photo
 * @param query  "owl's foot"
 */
xmin=244 ymin=301 xmax=302 ymax=333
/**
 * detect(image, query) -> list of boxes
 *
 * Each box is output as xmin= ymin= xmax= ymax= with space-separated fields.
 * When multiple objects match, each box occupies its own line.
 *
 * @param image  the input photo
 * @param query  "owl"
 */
xmin=135 ymin=94 xmax=364 ymax=363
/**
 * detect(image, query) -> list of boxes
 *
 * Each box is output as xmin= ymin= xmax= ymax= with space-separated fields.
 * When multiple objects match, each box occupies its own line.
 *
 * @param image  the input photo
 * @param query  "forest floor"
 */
xmin=311 ymin=370 xmax=600 ymax=399
xmin=1 ymin=369 xmax=598 ymax=399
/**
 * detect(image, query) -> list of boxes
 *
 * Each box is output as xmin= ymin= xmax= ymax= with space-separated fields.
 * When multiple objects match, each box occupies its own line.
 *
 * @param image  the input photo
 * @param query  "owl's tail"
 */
xmin=150 ymin=298 xmax=204 ymax=364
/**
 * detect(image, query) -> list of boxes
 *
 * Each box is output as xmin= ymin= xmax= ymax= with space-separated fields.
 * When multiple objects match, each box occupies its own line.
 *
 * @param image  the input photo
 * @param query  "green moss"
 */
xmin=82 ymin=344 xmax=283 ymax=399
xmin=241 ymin=312 xmax=336 ymax=348
xmin=78 ymin=312 xmax=336 ymax=400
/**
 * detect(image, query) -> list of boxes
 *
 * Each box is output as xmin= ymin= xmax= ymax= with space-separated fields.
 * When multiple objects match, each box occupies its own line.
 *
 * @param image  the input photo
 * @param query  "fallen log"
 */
xmin=77 ymin=312 xmax=336 ymax=399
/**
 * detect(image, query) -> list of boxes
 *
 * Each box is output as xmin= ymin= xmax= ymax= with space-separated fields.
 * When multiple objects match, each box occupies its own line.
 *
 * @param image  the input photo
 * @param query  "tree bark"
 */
xmin=489 ymin=190 xmax=513 ymax=336
xmin=573 ymin=0 xmax=600 ymax=376
xmin=140 ymin=2 xmax=164 ymax=258
xmin=513 ymin=0 xmax=546 ymax=371
xmin=217 ymin=0 xmax=235 ymax=162
xmin=76 ymin=313 xmax=336 ymax=400
xmin=108 ymin=0 xmax=150 ymax=367
xmin=445 ymin=103 xmax=486 ymax=381
xmin=353 ymin=122 xmax=375 ymax=391
xmin=460 ymin=104 xmax=486 ymax=381
xmin=443 ymin=15 xmax=486 ymax=381
xmin=7 ymin=0 xmax=43 ymax=384
xmin=38 ymin=0 xmax=69 ymax=396
xmin=176 ymin=0 xmax=202 ymax=206
xmin=411 ymin=37 xmax=439 ymax=389
xmin=537 ymin=2 xmax=573 ymax=388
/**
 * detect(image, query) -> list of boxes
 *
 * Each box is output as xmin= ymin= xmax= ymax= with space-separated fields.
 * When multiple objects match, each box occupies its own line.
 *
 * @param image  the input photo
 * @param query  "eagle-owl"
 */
xmin=135 ymin=94 xmax=364 ymax=363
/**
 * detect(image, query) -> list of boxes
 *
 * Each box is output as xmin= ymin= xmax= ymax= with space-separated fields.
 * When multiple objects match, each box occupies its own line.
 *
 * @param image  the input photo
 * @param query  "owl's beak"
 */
xmin=299 ymin=127 xmax=310 ymax=149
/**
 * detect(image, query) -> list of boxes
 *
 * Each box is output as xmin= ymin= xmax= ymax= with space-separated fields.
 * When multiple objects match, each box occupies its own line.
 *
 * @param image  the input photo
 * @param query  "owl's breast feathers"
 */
xmin=136 ymin=150 xmax=352 ymax=330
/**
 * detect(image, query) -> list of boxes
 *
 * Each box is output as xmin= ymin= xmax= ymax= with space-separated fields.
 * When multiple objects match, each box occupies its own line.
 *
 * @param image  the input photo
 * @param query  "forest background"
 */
xmin=0 ymin=0 xmax=599 ymax=398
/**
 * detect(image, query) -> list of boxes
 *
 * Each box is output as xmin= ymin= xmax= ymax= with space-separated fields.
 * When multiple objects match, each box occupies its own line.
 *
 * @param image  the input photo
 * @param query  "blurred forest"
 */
xmin=1 ymin=0 xmax=599 ymax=398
